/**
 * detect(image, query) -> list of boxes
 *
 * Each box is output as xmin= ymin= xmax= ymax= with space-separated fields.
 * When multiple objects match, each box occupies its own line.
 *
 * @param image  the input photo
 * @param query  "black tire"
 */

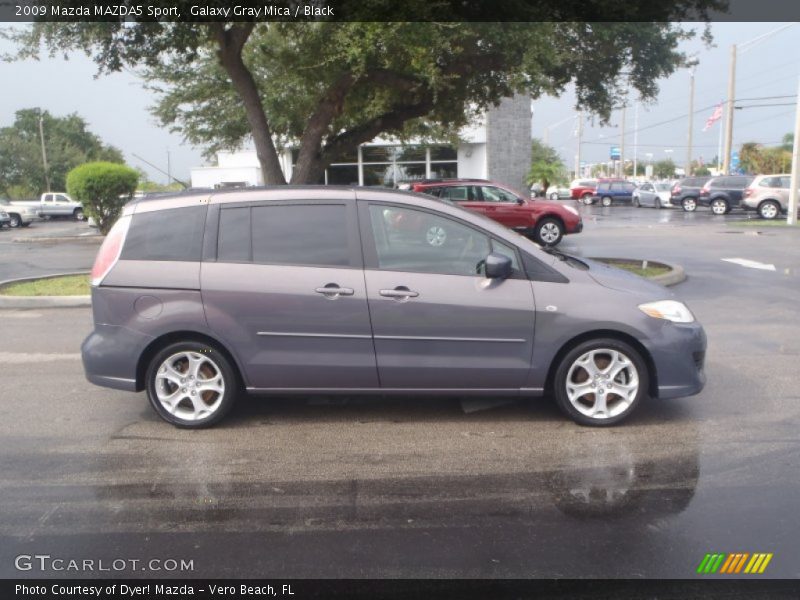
xmin=758 ymin=200 xmax=781 ymax=220
xmin=581 ymin=193 xmax=594 ymax=205
xmin=633 ymin=196 xmax=640 ymax=208
xmin=8 ymin=213 xmax=21 ymax=228
xmin=601 ymin=196 xmax=613 ymax=207
xmin=553 ymin=338 xmax=648 ymax=427
xmin=549 ymin=192 xmax=559 ymax=201
xmin=710 ymin=198 xmax=728 ymax=216
xmin=533 ymin=217 xmax=564 ymax=246
xmin=145 ymin=341 xmax=239 ymax=428
xmin=682 ymin=197 xmax=697 ymax=212
xmin=73 ymin=208 xmax=85 ymax=221
xmin=20 ymin=222 xmax=31 ymax=227
xmin=655 ymin=198 xmax=661 ymax=210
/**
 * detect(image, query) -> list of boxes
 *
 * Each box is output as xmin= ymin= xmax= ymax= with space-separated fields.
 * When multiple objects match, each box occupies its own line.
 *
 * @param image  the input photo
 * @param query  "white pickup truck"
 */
xmin=11 ymin=193 xmax=86 ymax=222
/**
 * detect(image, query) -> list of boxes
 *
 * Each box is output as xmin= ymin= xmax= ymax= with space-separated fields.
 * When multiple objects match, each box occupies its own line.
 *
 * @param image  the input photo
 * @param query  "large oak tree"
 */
xmin=3 ymin=1 xmax=724 ymax=184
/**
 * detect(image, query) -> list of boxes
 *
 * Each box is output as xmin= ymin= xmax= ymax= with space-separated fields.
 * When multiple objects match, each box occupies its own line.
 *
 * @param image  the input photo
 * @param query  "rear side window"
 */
xmin=121 ymin=205 xmax=206 ymax=262
xmin=251 ymin=204 xmax=350 ymax=267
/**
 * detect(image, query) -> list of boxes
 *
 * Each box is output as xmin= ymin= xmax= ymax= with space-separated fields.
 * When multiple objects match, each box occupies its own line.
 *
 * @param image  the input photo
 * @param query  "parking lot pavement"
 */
xmin=0 ymin=219 xmax=99 ymax=282
xmin=1 ymin=208 xmax=799 ymax=578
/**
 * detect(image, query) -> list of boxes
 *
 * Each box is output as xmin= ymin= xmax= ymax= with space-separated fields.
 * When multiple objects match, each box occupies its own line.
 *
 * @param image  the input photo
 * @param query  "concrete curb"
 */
xmin=11 ymin=235 xmax=103 ymax=244
xmin=589 ymin=258 xmax=686 ymax=287
xmin=0 ymin=272 xmax=91 ymax=309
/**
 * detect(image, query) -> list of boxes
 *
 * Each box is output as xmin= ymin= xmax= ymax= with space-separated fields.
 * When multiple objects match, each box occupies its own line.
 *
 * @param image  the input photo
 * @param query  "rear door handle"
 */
xmin=315 ymin=284 xmax=354 ymax=298
xmin=379 ymin=288 xmax=419 ymax=299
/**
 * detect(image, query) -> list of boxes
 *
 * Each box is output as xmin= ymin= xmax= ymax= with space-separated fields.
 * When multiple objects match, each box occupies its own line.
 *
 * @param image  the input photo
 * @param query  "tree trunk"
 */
xmin=213 ymin=24 xmax=286 ymax=185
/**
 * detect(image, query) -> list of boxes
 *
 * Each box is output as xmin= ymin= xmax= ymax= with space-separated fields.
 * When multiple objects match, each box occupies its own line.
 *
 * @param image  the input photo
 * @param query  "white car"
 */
xmin=546 ymin=185 xmax=571 ymax=200
xmin=633 ymin=182 xmax=673 ymax=209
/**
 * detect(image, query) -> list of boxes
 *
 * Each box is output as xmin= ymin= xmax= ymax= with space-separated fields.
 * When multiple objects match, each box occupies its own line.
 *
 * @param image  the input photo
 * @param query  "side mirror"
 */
xmin=484 ymin=252 xmax=513 ymax=279
xmin=516 ymin=197 xmax=525 ymax=205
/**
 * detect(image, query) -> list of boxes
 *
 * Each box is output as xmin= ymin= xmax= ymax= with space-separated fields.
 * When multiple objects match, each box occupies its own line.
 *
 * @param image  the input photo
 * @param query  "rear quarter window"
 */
xmin=121 ymin=205 xmax=207 ymax=262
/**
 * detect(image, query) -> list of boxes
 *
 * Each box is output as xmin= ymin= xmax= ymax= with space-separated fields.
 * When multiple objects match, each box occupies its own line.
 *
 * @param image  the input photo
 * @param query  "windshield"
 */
xmin=655 ymin=183 xmax=671 ymax=191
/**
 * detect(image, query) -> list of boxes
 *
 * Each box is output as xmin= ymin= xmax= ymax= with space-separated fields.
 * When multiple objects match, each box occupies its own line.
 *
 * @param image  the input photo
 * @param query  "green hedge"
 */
xmin=66 ymin=162 xmax=138 ymax=234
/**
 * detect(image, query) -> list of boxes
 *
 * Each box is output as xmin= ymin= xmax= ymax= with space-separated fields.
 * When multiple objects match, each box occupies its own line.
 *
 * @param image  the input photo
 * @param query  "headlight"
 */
xmin=564 ymin=206 xmax=579 ymax=216
xmin=638 ymin=300 xmax=695 ymax=323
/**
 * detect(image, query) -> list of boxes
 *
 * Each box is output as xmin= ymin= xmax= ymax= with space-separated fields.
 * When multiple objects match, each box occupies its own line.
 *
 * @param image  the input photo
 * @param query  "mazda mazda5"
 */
xmin=82 ymin=187 xmax=706 ymax=428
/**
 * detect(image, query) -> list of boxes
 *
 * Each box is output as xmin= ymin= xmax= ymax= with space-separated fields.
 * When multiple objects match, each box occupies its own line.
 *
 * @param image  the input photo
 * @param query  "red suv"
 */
xmin=404 ymin=179 xmax=583 ymax=246
xmin=570 ymin=179 xmax=598 ymax=203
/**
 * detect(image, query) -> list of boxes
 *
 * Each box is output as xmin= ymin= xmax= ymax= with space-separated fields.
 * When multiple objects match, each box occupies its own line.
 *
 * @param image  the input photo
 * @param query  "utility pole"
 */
xmin=37 ymin=109 xmax=51 ymax=192
xmin=788 ymin=76 xmax=800 ymax=226
xmin=167 ymin=148 xmax=171 ymax=186
xmin=686 ymin=66 xmax=696 ymax=177
xmin=633 ymin=103 xmax=639 ymax=180
xmin=619 ymin=105 xmax=626 ymax=178
xmin=722 ymin=45 xmax=737 ymax=174
xmin=576 ymin=113 xmax=582 ymax=179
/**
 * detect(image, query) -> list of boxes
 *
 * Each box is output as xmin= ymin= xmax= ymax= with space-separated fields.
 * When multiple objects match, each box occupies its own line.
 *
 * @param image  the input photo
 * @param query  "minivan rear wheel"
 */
xmin=553 ymin=338 xmax=648 ymax=427
xmin=601 ymin=196 xmax=613 ymax=207
xmin=146 ymin=341 xmax=238 ymax=428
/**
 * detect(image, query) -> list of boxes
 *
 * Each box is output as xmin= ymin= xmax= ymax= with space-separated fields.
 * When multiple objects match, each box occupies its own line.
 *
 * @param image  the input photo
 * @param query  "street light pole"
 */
xmin=722 ymin=44 xmax=736 ymax=174
xmin=686 ymin=66 xmax=696 ymax=177
xmin=619 ymin=105 xmax=626 ymax=178
xmin=633 ymin=103 xmax=639 ymax=180
xmin=788 ymin=77 xmax=800 ymax=226
xmin=37 ymin=108 xmax=51 ymax=192
xmin=575 ymin=112 xmax=583 ymax=180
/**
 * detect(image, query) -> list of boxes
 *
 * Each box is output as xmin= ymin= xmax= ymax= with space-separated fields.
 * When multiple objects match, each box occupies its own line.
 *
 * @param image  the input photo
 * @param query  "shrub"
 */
xmin=66 ymin=162 xmax=138 ymax=234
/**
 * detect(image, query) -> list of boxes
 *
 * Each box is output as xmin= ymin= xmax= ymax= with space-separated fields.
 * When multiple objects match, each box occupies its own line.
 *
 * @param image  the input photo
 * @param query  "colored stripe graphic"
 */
xmin=698 ymin=552 xmax=773 ymax=575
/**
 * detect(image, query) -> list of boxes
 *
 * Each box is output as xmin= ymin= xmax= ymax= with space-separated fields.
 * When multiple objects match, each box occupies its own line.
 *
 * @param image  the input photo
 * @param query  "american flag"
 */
xmin=703 ymin=103 xmax=724 ymax=132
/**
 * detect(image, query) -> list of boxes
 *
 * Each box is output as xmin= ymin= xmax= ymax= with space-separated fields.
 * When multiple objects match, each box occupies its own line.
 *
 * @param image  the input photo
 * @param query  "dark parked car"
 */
xmin=697 ymin=175 xmax=755 ymax=215
xmin=82 ymin=186 xmax=706 ymax=429
xmin=671 ymin=176 xmax=712 ymax=212
xmin=407 ymin=179 xmax=583 ymax=246
xmin=592 ymin=180 xmax=636 ymax=206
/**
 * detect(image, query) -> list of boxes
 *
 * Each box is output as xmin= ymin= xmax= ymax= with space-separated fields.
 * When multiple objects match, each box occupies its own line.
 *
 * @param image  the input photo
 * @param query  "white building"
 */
xmin=190 ymin=95 xmax=532 ymax=193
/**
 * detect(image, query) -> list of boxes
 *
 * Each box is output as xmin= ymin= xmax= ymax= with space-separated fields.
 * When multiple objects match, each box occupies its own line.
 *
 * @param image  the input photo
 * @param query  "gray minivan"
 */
xmin=82 ymin=187 xmax=706 ymax=428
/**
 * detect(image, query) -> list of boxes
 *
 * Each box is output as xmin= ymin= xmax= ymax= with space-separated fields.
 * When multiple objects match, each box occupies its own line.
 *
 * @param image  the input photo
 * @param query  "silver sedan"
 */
xmin=633 ymin=182 xmax=673 ymax=209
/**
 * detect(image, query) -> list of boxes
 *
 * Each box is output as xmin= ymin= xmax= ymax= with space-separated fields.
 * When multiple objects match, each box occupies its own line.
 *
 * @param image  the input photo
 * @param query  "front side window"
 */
xmin=368 ymin=204 xmax=490 ymax=276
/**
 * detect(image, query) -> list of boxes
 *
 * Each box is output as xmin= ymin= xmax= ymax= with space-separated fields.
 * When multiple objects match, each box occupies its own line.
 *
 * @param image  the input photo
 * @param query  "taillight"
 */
xmin=744 ymin=188 xmax=753 ymax=197
xmin=672 ymin=185 xmax=681 ymax=195
xmin=91 ymin=215 xmax=131 ymax=286
xmin=700 ymin=185 xmax=710 ymax=195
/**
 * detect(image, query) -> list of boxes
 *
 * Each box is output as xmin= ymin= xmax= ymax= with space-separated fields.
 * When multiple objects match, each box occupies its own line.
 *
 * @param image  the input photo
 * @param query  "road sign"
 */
xmin=730 ymin=151 xmax=740 ymax=173
xmin=610 ymin=145 xmax=621 ymax=160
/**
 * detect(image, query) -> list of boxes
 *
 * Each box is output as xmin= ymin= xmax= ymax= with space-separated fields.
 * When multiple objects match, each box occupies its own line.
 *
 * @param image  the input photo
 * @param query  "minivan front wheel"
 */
xmin=553 ymin=339 xmax=648 ymax=426
xmin=146 ymin=341 xmax=237 ymax=428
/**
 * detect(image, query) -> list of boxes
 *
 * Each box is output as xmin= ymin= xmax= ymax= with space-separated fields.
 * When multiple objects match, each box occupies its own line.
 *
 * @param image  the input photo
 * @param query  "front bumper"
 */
xmin=644 ymin=321 xmax=707 ymax=400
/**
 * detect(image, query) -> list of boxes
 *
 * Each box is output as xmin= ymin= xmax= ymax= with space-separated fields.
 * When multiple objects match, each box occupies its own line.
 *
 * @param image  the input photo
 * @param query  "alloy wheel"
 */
xmin=711 ymin=199 xmax=728 ymax=215
xmin=759 ymin=201 xmax=779 ymax=220
xmin=154 ymin=351 xmax=226 ymax=421
xmin=565 ymin=349 xmax=639 ymax=421
xmin=683 ymin=198 xmax=697 ymax=212
xmin=426 ymin=225 xmax=447 ymax=246
xmin=538 ymin=221 xmax=562 ymax=244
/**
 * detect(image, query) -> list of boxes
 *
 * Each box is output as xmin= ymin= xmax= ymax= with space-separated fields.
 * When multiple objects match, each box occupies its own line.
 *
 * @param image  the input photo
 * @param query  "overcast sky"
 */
xmin=2 ymin=22 xmax=798 ymax=183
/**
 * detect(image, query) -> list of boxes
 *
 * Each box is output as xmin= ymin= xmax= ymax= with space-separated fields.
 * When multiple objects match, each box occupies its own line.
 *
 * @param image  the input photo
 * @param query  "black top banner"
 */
xmin=2 ymin=0 xmax=800 ymax=23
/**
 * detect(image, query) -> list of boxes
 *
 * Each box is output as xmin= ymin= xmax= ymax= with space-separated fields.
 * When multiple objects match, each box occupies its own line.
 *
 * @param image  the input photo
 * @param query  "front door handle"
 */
xmin=315 ymin=284 xmax=354 ymax=298
xmin=379 ymin=287 xmax=419 ymax=299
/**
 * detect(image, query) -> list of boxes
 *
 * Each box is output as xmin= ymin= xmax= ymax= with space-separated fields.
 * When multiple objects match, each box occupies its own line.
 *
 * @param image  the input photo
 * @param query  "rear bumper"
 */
xmin=81 ymin=324 xmax=154 ymax=392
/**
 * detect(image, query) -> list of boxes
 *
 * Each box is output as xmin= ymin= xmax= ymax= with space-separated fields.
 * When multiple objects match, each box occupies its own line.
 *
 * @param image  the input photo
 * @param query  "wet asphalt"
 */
xmin=1 ymin=205 xmax=799 ymax=579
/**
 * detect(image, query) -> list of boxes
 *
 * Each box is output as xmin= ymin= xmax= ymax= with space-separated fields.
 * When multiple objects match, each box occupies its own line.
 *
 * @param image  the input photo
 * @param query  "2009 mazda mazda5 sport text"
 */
xmin=81 ymin=187 xmax=706 ymax=428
